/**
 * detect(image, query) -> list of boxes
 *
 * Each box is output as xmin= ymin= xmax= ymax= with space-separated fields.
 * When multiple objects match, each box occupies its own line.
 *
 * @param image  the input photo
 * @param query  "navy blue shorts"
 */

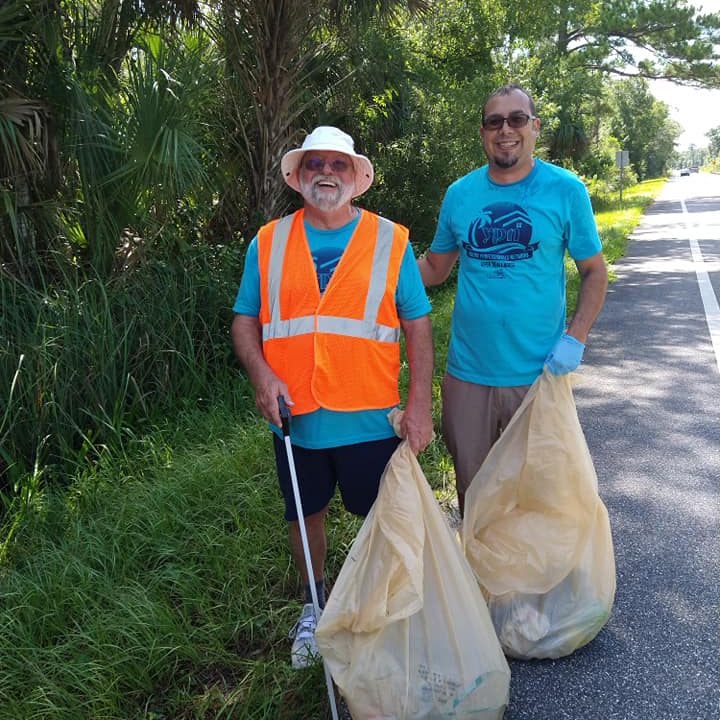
xmin=272 ymin=434 xmax=401 ymax=521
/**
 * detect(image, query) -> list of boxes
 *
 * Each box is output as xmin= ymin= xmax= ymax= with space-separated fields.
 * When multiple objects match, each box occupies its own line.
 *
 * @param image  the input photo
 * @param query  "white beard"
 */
xmin=299 ymin=174 xmax=355 ymax=211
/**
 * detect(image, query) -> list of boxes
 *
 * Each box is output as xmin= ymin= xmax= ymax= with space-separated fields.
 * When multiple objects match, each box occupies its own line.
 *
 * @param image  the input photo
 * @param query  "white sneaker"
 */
xmin=289 ymin=603 xmax=321 ymax=669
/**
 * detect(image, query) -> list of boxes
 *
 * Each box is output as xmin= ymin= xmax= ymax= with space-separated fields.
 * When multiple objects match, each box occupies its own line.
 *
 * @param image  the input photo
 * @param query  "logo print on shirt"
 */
xmin=464 ymin=202 xmax=538 ymax=262
xmin=312 ymin=247 xmax=343 ymax=293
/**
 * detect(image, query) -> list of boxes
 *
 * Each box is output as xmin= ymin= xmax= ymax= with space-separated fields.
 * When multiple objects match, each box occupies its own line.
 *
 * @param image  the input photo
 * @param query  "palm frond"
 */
xmin=0 ymin=97 xmax=48 ymax=181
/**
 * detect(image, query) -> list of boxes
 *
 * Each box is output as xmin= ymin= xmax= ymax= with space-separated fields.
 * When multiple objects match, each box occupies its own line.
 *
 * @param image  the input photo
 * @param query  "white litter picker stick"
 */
xmin=278 ymin=396 xmax=339 ymax=720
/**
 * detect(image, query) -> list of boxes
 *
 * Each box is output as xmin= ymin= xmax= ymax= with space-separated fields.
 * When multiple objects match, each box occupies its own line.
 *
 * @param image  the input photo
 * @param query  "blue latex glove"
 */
xmin=545 ymin=334 xmax=585 ymax=375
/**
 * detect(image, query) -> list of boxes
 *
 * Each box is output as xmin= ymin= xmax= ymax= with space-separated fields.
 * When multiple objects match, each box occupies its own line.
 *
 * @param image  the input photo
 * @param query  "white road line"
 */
xmin=681 ymin=197 xmax=720 ymax=375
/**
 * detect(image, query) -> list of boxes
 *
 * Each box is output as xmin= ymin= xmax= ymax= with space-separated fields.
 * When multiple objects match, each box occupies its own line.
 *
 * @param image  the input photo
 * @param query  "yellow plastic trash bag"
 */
xmin=462 ymin=371 xmax=616 ymax=660
xmin=315 ymin=412 xmax=510 ymax=720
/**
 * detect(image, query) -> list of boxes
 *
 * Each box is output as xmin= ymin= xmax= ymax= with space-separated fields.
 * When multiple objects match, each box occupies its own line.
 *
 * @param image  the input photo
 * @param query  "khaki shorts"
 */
xmin=441 ymin=373 xmax=531 ymax=496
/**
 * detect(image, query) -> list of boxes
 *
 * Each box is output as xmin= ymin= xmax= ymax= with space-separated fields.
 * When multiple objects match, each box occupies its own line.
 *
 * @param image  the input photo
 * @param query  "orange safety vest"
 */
xmin=257 ymin=208 xmax=408 ymax=415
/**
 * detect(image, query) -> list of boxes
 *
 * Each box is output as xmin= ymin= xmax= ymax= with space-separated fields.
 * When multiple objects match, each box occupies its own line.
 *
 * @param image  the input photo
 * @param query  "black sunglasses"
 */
xmin=482 ymin=112 xmax=536 ymax=131
xmin=302 ymin=155 xmax=351 ymax=173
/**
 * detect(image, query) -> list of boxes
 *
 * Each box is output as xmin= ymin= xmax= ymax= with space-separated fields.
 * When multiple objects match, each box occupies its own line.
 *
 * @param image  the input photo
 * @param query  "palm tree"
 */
xmin=1 ymin=0 xmax=207 ymax=279
xmin=0 ymin=0 xmax=55 ymax=278
xmin=213 ymin=0 xmax=429 ymax=235
xmin=68 ymin=29 xmax=219 ymax=273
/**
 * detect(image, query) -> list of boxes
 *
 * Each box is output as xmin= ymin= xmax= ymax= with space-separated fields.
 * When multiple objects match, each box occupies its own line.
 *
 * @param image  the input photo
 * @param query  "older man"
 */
xmin=231 ymin=126 xmax=433 ymax=668
xmin=419 ymin=84 xmax=607 ymax=516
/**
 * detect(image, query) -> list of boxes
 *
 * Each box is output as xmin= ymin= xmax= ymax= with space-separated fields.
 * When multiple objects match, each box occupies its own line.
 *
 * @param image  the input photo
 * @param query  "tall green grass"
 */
xmin=0 ymin=402 xmax=348 ymax=719
xmin=0 ymin=244 xmax=245 ymax=493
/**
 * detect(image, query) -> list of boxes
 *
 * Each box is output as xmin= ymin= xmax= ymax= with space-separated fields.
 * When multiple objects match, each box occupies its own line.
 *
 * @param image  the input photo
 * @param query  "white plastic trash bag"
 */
xmin=462 ymin=370 xmax=616 ymax=660
xmin=315 ymin=411 xmax=510 ymax=720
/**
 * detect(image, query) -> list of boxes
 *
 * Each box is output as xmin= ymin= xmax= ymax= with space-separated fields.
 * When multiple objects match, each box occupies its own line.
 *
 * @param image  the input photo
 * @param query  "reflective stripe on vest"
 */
xmin=261 ymin=214 xmax=400 ymax=344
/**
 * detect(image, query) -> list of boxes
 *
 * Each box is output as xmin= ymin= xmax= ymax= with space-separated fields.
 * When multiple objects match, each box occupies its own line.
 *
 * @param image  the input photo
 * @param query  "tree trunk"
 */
xmin=220 ymin=0 xmax=322 ymax=229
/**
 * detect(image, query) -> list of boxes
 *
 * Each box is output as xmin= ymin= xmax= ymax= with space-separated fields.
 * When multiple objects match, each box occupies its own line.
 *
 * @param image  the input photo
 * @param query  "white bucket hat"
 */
xmin=281 ymin=126 xmax=374 ymax=198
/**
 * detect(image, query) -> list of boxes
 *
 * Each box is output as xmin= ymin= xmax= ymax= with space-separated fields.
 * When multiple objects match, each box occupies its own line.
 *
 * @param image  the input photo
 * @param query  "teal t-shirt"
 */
xmin=430 ymin=159 xmax=601 ymax=386
xmin=234 ymin=211 xmax=431 ymax=448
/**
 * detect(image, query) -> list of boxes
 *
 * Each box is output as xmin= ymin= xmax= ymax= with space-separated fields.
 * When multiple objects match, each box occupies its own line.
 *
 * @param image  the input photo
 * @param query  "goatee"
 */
xmin=493 ymin=155 xmax=519 ymax=169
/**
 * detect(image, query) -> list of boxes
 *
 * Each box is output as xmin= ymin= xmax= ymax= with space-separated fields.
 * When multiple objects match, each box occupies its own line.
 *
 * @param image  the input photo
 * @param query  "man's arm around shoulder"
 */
xmin=417 ymin=250 xmax=459 ymax=287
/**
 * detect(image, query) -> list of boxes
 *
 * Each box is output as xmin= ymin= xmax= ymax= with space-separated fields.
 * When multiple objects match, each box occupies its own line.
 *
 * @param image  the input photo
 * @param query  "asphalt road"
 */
xmin=505 ymin=174 xmax=720 ymax=720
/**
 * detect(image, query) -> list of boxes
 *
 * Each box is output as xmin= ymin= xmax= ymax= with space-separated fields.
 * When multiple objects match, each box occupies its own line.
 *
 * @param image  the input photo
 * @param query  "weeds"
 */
xmin=0 ymin=403 xmax=333 ymax=719
xmin=0 ymin=244 xmax=244 ymax=490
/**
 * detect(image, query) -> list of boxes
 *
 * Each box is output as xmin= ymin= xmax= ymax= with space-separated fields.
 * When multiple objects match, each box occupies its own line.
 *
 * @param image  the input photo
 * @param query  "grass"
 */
xmin=0 ymin=243 xmax=243 ymax=492
xmin=0 ymin=399 xmax=342 ymax=719
xmin=0 ymin=177 xmax=666 ymax=719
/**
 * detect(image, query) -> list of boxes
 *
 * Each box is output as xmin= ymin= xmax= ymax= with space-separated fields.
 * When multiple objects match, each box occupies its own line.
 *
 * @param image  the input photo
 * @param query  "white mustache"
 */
xmin=299 ymin=173 xmax=354 ymax=211
xmin=312 ymin=175 xmax=339 ymax=187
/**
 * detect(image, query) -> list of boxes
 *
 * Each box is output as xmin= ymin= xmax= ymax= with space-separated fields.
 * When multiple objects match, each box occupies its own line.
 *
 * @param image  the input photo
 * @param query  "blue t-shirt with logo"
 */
xmin=430 ymin=159 xmax=601 ymax=386
xmin=234 ymin=212 xmax=431 ymax=448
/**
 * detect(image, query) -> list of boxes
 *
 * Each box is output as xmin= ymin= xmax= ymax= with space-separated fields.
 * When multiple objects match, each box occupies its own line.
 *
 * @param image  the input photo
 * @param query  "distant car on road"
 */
xmin=690 ymin=166 xmax=699 ymax=173
xmin=680 ymin=168 xmax=690 ymax=176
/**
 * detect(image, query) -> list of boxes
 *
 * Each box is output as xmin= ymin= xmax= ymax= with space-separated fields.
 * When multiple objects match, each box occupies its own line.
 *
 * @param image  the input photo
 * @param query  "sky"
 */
xmin=648 ymin=0 xmax=720 ymax=150
xmin=650 ymin=81 xmax=720 ymax=150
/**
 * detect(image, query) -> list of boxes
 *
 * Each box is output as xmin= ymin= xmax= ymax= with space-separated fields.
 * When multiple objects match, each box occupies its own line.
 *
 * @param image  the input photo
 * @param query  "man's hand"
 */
xmin=545 ymin=334 xmax=585 ymax=375
xmin=231 ymin=313 xmax=293 ymax=426
xmin=253 ymin=367 xmax=293 ymax=427
xmin=400 ymin=402 xmax=433 ymax=455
